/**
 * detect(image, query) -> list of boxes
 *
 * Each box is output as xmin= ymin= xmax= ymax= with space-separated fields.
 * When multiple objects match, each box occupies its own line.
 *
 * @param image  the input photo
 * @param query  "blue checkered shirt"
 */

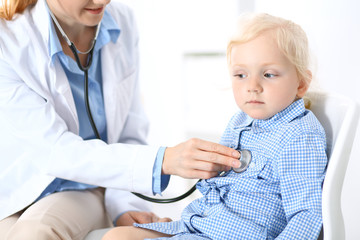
xmin=136 ymin=99 xmax=327 ymax=239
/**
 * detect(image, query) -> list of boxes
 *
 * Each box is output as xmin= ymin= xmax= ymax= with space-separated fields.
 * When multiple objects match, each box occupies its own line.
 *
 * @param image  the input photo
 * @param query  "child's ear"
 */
xmin=297 ymin=70 xmax=312 ymax=98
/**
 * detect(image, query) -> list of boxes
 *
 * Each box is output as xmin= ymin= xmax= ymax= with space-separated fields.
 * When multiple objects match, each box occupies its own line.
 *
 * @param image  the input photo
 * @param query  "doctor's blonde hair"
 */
xmin=227 ymin=13 xmax=312 ymax=87
xmin=0 ymin=0 xmax=37 ymax=20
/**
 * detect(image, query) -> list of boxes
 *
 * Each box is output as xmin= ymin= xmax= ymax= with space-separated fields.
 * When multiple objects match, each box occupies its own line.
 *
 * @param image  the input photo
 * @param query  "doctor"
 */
xmin=0 ymin=0 xmax=241 ymax=239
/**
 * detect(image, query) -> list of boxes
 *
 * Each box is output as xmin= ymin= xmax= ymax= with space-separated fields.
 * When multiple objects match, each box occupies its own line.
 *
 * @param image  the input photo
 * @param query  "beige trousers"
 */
xmin=0 ymin=188 xmax=113 ymax=240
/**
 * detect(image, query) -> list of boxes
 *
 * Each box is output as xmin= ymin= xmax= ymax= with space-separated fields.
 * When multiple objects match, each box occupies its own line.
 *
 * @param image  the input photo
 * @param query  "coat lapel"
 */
xmin=31 ymin=0 xmax=79 ymax=133
xmin=101 ymin=40 xmax=135 ymax=143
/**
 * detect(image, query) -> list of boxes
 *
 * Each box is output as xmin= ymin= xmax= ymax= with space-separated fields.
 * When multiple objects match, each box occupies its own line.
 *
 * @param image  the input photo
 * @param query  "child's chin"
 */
xmin=247 ymin=113 xmax=273 ymax=120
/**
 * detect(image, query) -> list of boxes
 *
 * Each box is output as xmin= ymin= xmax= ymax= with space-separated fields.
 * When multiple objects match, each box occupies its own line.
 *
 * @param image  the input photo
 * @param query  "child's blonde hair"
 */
xmin=227 ymin=13 xmax=312 ymax=87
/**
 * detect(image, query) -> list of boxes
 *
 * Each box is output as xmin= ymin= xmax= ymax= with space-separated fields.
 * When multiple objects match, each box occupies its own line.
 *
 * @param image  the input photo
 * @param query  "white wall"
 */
xmin=119 ymin=0 xmax=241 ymax=146
xmin=119 ymin=0 xmax=360 ymax=238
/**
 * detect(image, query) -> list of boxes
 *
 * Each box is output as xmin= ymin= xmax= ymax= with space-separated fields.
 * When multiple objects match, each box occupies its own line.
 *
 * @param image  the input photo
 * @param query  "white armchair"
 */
xmin=306 ymin=91 xmax=359 ymax=240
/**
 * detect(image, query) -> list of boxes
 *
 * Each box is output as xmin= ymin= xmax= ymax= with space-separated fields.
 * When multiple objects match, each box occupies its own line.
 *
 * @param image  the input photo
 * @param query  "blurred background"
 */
xmin=118 ymin=0 xmax=360 ymax=239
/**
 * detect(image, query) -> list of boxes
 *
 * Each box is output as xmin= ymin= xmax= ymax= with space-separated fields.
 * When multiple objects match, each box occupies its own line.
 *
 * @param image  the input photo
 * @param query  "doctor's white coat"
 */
xmin=0 ymin=0 xmax=158 ymax=221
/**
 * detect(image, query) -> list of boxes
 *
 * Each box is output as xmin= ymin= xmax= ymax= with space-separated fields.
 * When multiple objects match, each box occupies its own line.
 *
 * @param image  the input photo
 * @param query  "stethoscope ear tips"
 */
xmin=232 ymin=149 xmax=252 ymax=173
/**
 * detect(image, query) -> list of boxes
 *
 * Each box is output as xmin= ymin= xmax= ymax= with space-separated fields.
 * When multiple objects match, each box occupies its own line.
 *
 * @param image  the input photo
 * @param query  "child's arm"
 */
xmin=276 ymin=131 xmax=327 ymax=239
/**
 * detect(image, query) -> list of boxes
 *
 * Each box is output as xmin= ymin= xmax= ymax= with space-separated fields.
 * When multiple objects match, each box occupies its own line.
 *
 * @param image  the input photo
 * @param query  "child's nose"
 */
xmin=247 ymin=76 xmax=263 ymax=93
xmin=93 ymin=0 xmax=111 ymax=5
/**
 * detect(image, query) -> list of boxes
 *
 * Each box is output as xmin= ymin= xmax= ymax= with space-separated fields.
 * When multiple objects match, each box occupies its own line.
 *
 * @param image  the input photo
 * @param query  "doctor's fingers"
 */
xmin=132 ymin=212 xmax=161 ymax=224
xmin=194 ymin=138 xmax=240 ymax=160
xmin=187 ymin=139 xmax=241 ymax=169
xmin=145 ymin=213 xmax=171 ymax=223
xmin=193 ymin=149 xmax=241 ymax=169
xmin=175 ymin=138 xmax=241 ymax=168
xmin=162 ymin=138 xmax=239 ymax=176
xmin=189 ymin=159 xmax=232 ymax=173
xmin=158 ymin=217 xmax=172 ymax=223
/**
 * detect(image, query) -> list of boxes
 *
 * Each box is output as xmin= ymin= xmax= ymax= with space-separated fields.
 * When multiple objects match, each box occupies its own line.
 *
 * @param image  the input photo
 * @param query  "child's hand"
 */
xmin=162 ymin=138 xmax=241 ymax=179
xmin=115 ymin=211 xmax=172 ymax=226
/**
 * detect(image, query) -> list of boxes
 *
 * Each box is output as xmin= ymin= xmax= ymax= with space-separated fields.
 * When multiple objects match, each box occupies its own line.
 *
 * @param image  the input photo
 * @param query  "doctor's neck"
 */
xmin=45 ymin=2 xmax=99 ymax=59
xmin=53 ymin=20 xmax=97 ymax=53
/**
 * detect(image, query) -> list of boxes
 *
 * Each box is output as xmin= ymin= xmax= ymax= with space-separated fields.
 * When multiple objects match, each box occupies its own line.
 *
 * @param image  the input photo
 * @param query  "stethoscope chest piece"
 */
xmin=232 ymin=149 xmax=252 ymax=173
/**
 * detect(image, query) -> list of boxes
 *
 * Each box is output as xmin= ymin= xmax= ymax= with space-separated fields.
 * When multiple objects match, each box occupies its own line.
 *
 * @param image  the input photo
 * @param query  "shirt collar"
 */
xmin=232 ymin=98 xmax=306 ymax=132
xmin=94 ymin=10 xmax=120 ymax=52
xmin=48 ymin=8 xmax=120 ymax=61
xmin=252 ymin=99 xmax=306 ymax=131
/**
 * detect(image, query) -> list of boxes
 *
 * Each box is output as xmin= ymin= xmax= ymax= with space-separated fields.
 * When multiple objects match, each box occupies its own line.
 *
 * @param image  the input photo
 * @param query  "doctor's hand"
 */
xmin=162 ymin=138 xmax=241 ymax=179
xmin=115 ymin=211 xmax=172 ymax=226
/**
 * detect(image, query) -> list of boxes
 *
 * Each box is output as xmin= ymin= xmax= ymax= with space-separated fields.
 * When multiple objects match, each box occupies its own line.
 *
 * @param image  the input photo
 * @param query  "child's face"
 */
xmin=229 ymin=31 xmax=307 ymax=120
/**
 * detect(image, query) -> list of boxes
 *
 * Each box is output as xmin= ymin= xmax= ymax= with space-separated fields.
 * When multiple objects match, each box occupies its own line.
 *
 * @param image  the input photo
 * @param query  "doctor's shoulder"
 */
xmin=0 ymin=6 xmax=37 ymax=58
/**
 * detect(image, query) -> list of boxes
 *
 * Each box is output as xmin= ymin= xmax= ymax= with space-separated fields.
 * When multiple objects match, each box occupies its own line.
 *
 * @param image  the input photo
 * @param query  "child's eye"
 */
xmin=264 ymin=73 xmax=276 ymax=78
xmin=234 ymin=73 xmax=247 ymax=79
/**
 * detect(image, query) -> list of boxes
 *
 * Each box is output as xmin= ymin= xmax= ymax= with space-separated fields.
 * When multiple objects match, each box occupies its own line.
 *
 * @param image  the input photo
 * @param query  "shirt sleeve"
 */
xmin=152 ymin=146 xmax=170 ymax=194
xmin=276 ymin=131 xmax=327 ymax=239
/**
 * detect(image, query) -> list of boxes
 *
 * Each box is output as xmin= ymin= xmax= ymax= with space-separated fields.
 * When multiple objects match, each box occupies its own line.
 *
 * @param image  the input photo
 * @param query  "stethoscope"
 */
xmin=46 ymin=3 xmax=252 ymax=203
xmin=46 ymin=2 xmax=101 ymax=138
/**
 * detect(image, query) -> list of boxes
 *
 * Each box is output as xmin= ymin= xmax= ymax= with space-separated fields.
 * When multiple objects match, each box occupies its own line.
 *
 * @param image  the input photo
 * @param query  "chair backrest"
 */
xmin=306 ymin=91 xmax=360 ymax=240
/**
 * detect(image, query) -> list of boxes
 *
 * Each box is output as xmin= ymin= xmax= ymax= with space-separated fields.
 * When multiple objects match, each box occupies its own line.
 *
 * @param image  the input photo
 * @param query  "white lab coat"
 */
xmin=0 ymin=0 xmax=158 ymax=221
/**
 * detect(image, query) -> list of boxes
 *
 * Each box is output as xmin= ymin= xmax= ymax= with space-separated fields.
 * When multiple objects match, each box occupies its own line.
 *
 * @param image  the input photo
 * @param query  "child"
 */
xmin=102 ymin=13 xmax=327 ymax=240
